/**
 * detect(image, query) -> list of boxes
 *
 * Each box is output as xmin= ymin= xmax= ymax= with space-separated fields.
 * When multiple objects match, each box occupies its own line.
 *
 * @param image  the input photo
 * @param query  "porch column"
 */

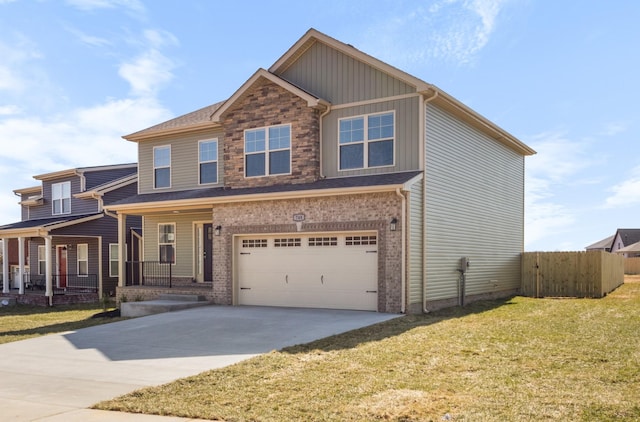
xmin=45 ymin=236 xmax=53 ymax=300
xmin=1 ymin=238 xmax=8 ymax=294
xmin=117 ymin=212 xmax=126 ymax=288
xmin=18 ymin=237 xmax=25 ymax=295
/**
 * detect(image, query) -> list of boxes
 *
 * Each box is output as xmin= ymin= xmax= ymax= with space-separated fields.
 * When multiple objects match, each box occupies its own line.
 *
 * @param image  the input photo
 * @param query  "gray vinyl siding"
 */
xmin=408 ymin=177 xmax=424 ymax=305
xmin=322 ymin=96 xmax=420 ymax=177
xmin=143 ymin=213 xmax=211 ymax=278
xmin=28 ymin=176 xmax=98 ymax=219
xmin=84 ymin=167 xmax=136 ymax=190
xmin=138 ymin=130 xmax=224 ymax=194
xmin=424 ymin=104 xmax=524 ymax=302
xmin=103 ymin=182 xmax=138 ymax=205
xmin=279 ymin=41 xmax=415 ymax=104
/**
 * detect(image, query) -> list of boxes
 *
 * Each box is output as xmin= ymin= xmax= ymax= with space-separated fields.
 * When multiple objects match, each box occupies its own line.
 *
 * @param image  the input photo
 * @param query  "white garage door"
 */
xmin=236 ymin=232 xmax=378 ymax=311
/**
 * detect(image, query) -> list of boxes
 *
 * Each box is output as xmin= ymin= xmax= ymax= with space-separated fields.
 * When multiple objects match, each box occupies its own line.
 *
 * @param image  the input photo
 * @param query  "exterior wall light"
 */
xmin=214 ymin=225 xmax=222 ymax=236
xmin=390 ymin=218 xmax=398 ymax=231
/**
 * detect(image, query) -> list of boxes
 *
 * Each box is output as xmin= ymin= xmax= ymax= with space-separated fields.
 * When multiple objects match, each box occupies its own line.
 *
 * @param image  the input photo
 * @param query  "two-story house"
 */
xmin=107 ymin=29 xmax=535 ymax=313
xmin=0 ymin=164 xmax=140 ymax=305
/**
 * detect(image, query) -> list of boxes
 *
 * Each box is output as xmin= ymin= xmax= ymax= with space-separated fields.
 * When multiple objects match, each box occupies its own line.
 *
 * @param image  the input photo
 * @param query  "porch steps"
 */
xmin=120 ymin=294 xmax=210 ymax=318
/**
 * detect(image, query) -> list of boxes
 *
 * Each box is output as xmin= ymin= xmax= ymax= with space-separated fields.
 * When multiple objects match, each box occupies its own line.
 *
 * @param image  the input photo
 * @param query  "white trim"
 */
xmin=244 ymin=123 xmax=292 ymax=178
xmin=198 ymin=139 xmax=219 ymax=186
xmin=331 ymin=93 xmax=421 ymax=111
xmin=153 ymin=145 xmax=172 ymax=189
xmin=77 ymin=243 xmax=88 ymax=277
xmin=158 ymin=222 xmax=176 ymax=264
xmin=52 ymin=181 xmax=71 ymax=215
xmin=338 ymin=110 xmax=396 ymax=171
xmin=109 ymin=243 xmax=119 ymax=278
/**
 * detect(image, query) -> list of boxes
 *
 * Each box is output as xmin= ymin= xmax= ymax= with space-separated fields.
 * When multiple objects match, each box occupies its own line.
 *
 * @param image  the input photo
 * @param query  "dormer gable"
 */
xmin=217 ymin=71 xmax=328 ymax=189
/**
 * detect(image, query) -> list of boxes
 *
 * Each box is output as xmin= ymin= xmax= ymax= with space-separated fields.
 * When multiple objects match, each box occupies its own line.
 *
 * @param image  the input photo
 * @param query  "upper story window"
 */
xmin=154 ymin=146 xmax=171 ymax=189
xmin=52 ymin=181 xmax=71 ymax=215
xmin=199 ymin=139 xmax=218 ymax=184
xmin=245 ymin=124 xmax=291 ymax=177
xmin=339 ymin=111 xmax=394 ymax=170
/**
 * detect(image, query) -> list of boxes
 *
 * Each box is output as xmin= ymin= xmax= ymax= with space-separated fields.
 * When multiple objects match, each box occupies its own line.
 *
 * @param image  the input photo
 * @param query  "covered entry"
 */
xmin=236 ymin=232 xmax=379 ymax=311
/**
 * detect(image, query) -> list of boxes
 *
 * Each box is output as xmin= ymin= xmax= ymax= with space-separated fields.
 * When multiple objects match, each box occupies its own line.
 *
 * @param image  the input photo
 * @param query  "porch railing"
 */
xmin=21 ymin=273 xmax=98 ymax=293
xmin=126 ymin=261 xmax=173 ymax=288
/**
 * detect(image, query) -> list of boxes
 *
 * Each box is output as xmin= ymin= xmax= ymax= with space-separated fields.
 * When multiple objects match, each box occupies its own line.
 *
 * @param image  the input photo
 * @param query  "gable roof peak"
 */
xmin=269 ymin=28 xmax=430 ymax=92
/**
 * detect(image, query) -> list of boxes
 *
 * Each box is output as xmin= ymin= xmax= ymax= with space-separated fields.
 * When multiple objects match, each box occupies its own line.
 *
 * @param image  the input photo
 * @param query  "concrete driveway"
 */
xmin=0 ymin=305 xmax=400 ymax=421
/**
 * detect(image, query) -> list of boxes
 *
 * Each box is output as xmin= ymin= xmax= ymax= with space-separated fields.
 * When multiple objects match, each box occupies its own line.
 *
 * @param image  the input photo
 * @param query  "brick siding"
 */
xmin=220 ymin=78 xmax=320 ymax=188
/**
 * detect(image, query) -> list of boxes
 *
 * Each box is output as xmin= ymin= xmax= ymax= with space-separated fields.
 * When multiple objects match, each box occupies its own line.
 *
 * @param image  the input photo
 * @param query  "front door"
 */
xmin=56 ymin=246 xmax=67 ymax=288
xmin=195 ymin=223 xmax=214 ymax=282
xmin=203 ymin=223 xmax=213 ymax=282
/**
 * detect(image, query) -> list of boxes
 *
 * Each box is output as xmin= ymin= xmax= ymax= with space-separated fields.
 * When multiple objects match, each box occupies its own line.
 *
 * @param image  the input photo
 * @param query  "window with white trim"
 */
xmin=158 ymin=223 xmax=176 ymax=263
xmin=52 ymin=181 xmax=71 ymax=215
xmin=245 ymin=124 xmax=291 ymax=177
xmin=77 ymin=244 xmax=88 ymax=276
xmin=199 ymin=139 xmax=218 ymax=184
xmin=339 ymin=111 xmax=394 ymax=170
xmin=154 ymin=146 xmax=171 ymax=188
xmin=38 ymin=245 xmax=46 ymax=275
xmin=109 ymin=244 xmax=119 ymax=277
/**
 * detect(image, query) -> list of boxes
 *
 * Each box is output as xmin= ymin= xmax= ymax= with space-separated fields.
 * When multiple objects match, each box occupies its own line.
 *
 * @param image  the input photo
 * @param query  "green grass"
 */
xmin=0 ymin=303 xmax=122 ymax=344
xmin=95 ymin=277 xmax=639 ymax=421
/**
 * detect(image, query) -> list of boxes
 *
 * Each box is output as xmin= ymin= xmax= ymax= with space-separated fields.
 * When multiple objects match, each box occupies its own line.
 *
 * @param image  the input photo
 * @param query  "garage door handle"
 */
xmin=321 ymin=275 xmax=324 ymax=284
xmin=366 ymin=250 xmax=377 ymax=253
xmin=240 ymin=287 xmax=251 ymax=290
xmin=285 ymin=275 xmax=288 ymax=284
xmin=366 ymin=290 xmax=377 ymax=293
xmin=240 ymin=252 xmax=250 ymax=255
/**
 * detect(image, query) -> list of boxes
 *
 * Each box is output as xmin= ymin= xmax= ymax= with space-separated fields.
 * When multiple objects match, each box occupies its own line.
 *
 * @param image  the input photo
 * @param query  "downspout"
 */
xmin=422 ymin=88 xmax=439 ymax=314
xmin=396 ymin=188 xmax=407 ymax=313
xmin=318 ymin=105 xmax=332 ymax=179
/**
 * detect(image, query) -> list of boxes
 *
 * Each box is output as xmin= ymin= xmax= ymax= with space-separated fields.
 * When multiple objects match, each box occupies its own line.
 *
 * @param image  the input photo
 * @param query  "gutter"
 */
xmin=318 ymin=104 xmax=332 ymax=179
xmin=395 ymin=188 xmax=407 ymax=313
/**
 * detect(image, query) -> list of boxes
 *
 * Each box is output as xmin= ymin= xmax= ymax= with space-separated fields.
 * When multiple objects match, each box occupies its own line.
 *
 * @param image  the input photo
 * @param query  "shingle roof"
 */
xmin=0 ymin=213 xmax=103 ymax=231
xmin=585 ymin=235 xmax=615 ymax=250
xmin=615 ymin=229 xmax=640 ymax=247
xmin=111 ymin=171 xmax=422 ymax=206
xmin=124 ymin=101 xmax=225 ymax=139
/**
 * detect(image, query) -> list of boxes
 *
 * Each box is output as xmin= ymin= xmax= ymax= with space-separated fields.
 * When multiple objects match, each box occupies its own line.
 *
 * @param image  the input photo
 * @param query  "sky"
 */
xmin=0 ymin=0 xmax=638 ymax=252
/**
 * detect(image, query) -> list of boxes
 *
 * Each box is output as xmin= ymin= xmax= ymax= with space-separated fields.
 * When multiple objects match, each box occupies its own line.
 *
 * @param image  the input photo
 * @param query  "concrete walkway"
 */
xmin=0 ymin=305 xmax=400 ymax=421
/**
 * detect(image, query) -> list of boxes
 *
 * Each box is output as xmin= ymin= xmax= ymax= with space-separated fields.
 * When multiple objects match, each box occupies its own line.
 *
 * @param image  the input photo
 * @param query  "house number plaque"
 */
xmin=293 ymin=213 xmax=305 ymax=222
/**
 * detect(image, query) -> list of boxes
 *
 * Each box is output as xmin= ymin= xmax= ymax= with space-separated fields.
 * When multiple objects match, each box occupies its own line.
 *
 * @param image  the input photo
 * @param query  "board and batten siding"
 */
xmin=138 ymin=130 xmax=224 ymax=194
xmin=407 ymin=177 xmax=424 ymax=307
xmin=143 ymin=213 xmax=211 ymax=278
xmin=279 ymin=41 xmax=415 ymax=105
xmin=322 ymin=96 xmax=421 ymax=177
xmin=424 ymin=104 xmax=524 ymax=302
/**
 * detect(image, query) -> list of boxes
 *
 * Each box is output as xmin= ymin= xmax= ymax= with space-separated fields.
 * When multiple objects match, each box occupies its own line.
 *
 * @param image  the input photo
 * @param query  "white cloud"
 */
xmin=600 ymin=121 xmax=628 ymax=136
xmin=603 ymin=165 xmax=640 ymax=209
xmin=0 ymin=36 xmax=42 ymax=93
xmin=119 ymin=49 xmax=176 ymax=97
xmin=0 ymin=105 xmax=21 ymax=115
xmin=524 ymin=131 xmax=595 ymax=249
xmin=65 ymin=26 xmax=112 ymax=47
xmin=361 ymin=0 xmax=512 ymax=66
xmin=65 ymin=0 xmax=145 ymax=14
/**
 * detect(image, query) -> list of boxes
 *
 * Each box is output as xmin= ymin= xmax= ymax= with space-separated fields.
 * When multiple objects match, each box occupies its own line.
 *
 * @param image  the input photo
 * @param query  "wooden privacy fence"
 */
xmin=522 ymin=251 xmax=624 ymax=298
xmin=624 ymin=257 xmax=640 ymax=275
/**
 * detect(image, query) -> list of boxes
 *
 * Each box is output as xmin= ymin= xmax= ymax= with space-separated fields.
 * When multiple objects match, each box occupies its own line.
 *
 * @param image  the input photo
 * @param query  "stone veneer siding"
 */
xmin=211 ymin=191 xmax=404 ymax=313
xmin=220 ymin=78 xmax=320 ymax=188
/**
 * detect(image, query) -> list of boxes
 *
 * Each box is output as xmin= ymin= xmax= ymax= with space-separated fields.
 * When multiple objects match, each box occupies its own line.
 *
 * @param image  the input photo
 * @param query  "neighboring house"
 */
xmin=610 ymin=229 xmax=640 ymax=257
xmin=106 ymin=29 xmax=535 ymax=313
xmin=615 ymin=241 xmax=640 ymax=258
xmin=0 ymin=164 xmax=141 ymax=303
xmin=585 ymin=235 xmax=615 ymax=252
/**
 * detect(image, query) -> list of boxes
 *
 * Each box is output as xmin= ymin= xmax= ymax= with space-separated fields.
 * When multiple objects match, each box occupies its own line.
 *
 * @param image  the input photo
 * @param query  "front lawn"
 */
xmin=96 ymin=277 xmax=640 ymax=421
xmin=0 ymin=303 xmax=122 ymax=344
